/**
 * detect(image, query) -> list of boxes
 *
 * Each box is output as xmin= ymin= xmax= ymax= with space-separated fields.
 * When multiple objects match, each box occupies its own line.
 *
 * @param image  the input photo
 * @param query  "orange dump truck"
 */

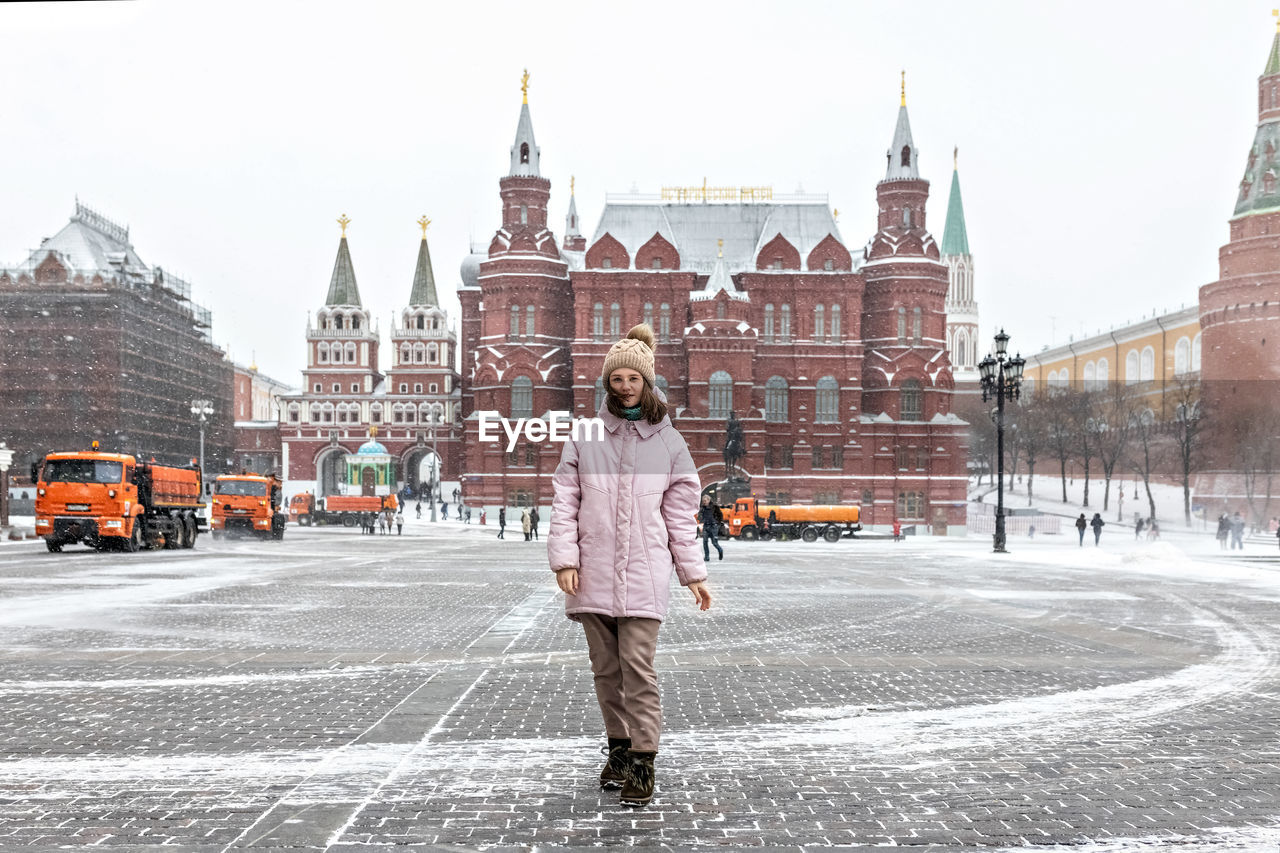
xmin=289 ymin=492 xmax=397 ymax=527
xmin=34 ymin=446 xmax=204 ymax=553
xmin=723 ymin=496 xmax=861 ymax=542
xmin=211 ymin=474 xmax=286 ymax=540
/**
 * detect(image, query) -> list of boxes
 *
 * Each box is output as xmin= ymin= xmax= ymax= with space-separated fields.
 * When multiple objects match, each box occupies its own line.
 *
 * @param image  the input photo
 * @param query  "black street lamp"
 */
xmin=979 ymin=329 xmax=1026 ymax=553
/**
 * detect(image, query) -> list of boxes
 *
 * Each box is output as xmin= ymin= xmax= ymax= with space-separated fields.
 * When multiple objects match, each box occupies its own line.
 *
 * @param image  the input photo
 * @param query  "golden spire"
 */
xmin=900 ymin=70 xmax=906 ymax=107
xmin=954 ymin=145 xmax=958 ymax=170
xmin=417 ymin=216 xmax=431 ymax=238
xmin=1274 ymin=8 xmax=1279 ymax=32
xmin=570 ymin=175 xmax=575 ymax=197
xmin=370 ymin=425 xmax=377 ymax=438
xmin=717 ymin=238 xmax=724 ymax=258
xmin=521 ymin=68 xmax=530 ymax=104
xmin=833 ymin=208 xmax=840 ymax=222
xmin=337 ymin=214 xmax=351 ymax=238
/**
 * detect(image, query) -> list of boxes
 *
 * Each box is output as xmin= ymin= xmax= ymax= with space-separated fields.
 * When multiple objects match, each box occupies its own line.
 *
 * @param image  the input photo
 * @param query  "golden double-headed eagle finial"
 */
xmin=1273 ymin=8 xmax=1279 ymax=31
xmin=901 ymin=70 xmax=906 ymax=107
xmin=521 ymin=68 xmax=530 ymax=104
xmin=418 ymin=216 xmax=431 ymax=238
xmin=337 ymin=214 xmax=351 ymax=238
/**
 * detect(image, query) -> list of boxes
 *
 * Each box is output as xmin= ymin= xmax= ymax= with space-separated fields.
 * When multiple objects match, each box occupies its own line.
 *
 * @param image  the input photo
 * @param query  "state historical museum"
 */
xmin=458 ymin=84 xmax=968 ymax=534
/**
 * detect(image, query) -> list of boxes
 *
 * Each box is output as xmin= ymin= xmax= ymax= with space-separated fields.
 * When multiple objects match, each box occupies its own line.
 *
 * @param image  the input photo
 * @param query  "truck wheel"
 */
xmin=823 ymin=526 xmax=841 ymax=543
xmin=299 ymin=515 xmax=311 ymax=527
xmin=45 ymin=540 xmax=62 ymax=553
xmin=181 ymin=515 xmax=197 ymax=549
xmin=801 ymin=527 xmax=820 ymax=543
xmin=740 ymin=526 xmax=758 ymax=541
xmin=163 ymin=521 xmax=181 ymax=549
xmin=125 ymin=518 xmax=143 ymax=553
xmin=341 ymin=514 xmax=356 ymax=528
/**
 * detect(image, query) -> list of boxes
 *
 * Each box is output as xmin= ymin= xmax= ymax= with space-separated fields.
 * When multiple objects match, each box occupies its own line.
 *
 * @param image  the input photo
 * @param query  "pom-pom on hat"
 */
xmin=601 ymin=323 xmax=656 ymax=387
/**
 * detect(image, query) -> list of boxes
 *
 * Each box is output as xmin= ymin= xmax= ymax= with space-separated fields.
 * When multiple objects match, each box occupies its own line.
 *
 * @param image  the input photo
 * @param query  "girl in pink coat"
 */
xmin=548 ymin=323 xmax=711 ymax=807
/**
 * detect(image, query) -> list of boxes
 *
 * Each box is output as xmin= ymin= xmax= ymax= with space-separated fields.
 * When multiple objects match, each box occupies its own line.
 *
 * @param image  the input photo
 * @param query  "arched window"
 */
xmin=520 ymin=142 xmax=529 ymax=164
xmin=414 ymin=343 xmax=426 ymax=363
xmin=763 ymin=304 xmax=775 ymax=342
xmin=900 ymin=379 xmax=922 ymax=422
xmin=345 ymin=342 xmax=357 ymax=364
xmin=708 ymin=371 xmax=733 ymax=419
xmin=350 ymin=314 xmax=361 ymax=330
xmin=912 ymin=307 xmax=922 ymax=345
xmin=765 ymin=376 xmax=789 ymax=423
xmin=716 ymin=301 xmax=726 ymax=320
xmin=1097 ymin=357 xmax=1109 ymax=385
xmin=1126 ymin=350 xmax=1140 ymax=384
xmin=1192 ymin=333 xmax=1202 ymax=371
xmin=400 ymin=344 xmax=410 ymax=365
xmin=815 ymin=376 xmax=839 ymax=423
xmin=952 ymin=329 xmax=966 ymax=367
xmin=830 ymin=305 xmax=841 ymax=343
xmin=418 ymin=403 xmax=432 ymax=423
xmin=369 ymin=403 xmax=382 ymax=424
xmin=659 ymin=303 xmax=671 ymax=340
xmin=520 ymin=204 xmax=528 ymax=225
xmin=511 ymin=304 xmax=520 ymax=340
xmin=897 ymin=306 xmax=907 ymax=343
xmin=593 ymin=302 xmax=604 ymax=340
xmin=610 ymin=302 xmax=620 ymax=338
xmin=310 ymin=403 xmax=321 ymax=422
xmin=594 ymin=377 xmax=606 ymax=412
xmin=525 ymin=305 xmax=536 ymax=339
xmin=416 ymin=314 xmax=425 ymax=330
xmin=813 ymin=305 xmax=825 ymax=343
xmin=1084 ymin=361 xmax=1096 ymax=390
xmin=1140 ymin=346 xmax=1155 ymax=381
xmin=901 ymin=145 xmax=911 ymax=167
xmin=427 ymin=343 xmax=438 ymax=363
xmin=1174 ymin=336 xmax=1191 ymax=375
xmin=780 ymin=304 xmax=792 ymax=342
xmin=903 ymin=207 xmax=912 ymax=227
xmin=321 ymin=403 xmax=334 ymax=423
xmin=318 ymin=342 xmax=328 ymax=363
xmin=288 ymin=403 xmax=300 ymax=423
xmin=333 ymin=313 xmax=344 ymax=330
xmin=511 ymin=376 xmax=533 ymax=419
xmin=655 ymin=375 xmax=669 ymax=398
xmin=643 ymin=302 xmax=653 ymax=328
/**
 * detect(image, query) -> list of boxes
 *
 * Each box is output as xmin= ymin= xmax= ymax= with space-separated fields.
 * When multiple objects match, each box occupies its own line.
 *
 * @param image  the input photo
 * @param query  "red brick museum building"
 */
xmin=457 ymin=89 xmax=968 ymax=533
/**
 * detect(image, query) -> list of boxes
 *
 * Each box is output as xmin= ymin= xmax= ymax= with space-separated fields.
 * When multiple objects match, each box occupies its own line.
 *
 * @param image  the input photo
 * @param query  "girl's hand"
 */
xmin=688 ymin=581 xmax=711 ymax=611
xmin=555 ymin=568 xmax=579 ymax=596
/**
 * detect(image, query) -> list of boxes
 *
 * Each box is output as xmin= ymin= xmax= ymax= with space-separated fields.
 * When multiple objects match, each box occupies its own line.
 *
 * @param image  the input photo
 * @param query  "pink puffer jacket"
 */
xmin=547 ymin=405 xmax=706 ymax=622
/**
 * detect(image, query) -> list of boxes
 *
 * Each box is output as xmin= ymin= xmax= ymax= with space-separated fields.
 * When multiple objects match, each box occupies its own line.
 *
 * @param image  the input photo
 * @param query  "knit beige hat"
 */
xmin=601 ymin=323 xmax=656 ymax=386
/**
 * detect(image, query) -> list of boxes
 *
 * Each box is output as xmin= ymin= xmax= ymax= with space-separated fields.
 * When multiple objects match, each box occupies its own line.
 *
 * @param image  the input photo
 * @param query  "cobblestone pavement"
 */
xmin=0 ymin=525 xmax=1278 ymax=851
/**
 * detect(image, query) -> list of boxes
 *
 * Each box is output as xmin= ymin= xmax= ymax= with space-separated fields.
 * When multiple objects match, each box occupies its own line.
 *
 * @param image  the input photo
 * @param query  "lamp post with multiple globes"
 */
xmin=978 ymin=329 xmax=1026 ymax=553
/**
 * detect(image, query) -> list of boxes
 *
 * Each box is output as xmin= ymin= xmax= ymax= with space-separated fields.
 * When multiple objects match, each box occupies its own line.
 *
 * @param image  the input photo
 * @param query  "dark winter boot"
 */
xmin=599 ymin=737 xmax=631 ymax=789
xmin=619 ymin=750 xmax=656 ymax=807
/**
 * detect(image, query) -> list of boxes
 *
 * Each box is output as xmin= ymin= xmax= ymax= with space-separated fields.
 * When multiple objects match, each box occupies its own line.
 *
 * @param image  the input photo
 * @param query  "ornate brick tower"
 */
xmin=1200 ymin=26 xmax=1280 ymax=413
xmin=941 ymin=149 xmax=979 ymax=384
xmin=859 ymin=79 xmax=965 ymax=533
xmin=461 ymin=72 xmax=574 ymax=507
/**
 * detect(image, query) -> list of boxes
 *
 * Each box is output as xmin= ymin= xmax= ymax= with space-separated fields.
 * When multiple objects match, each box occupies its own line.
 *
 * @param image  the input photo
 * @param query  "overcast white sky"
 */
xmin=0 ymin=0 xmax=1267 ymax=384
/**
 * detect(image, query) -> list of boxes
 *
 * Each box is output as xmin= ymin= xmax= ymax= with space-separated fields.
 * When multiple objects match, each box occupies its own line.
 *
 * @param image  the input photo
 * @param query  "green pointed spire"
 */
xmin=1266 ymin=30 xmax=1280 ymax=75
xmin=325 ymin=236 xmax=362 ymax=306
xmin=409 ymin=234 xmax=439 ymax=307
xmin=940 ymin=163 xmax=970 ymax=256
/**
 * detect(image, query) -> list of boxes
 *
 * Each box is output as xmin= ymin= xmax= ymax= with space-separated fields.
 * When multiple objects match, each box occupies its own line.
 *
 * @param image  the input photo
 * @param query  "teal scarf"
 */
xmin=621 ymin=404 xmax=644 ymax=421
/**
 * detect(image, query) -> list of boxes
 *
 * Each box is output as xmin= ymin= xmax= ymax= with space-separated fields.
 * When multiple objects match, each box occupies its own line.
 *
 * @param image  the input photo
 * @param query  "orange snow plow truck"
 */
xmin=723 ymin=496 xmax=860 ymax=543
xmin=288 ymin=492 xmax=397 ymax=527
xmin=34 ymin=444 xmax=204 ymax=553
xmin=210 ymin=474 xmax=286 ymax=540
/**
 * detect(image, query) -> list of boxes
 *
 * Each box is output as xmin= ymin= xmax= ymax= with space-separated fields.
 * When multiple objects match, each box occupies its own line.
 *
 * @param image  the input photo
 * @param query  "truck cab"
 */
xmin=34 ymin=452 xmax=139 ymax=551
xmin=211 ymin=474 xmax=285 ymax=540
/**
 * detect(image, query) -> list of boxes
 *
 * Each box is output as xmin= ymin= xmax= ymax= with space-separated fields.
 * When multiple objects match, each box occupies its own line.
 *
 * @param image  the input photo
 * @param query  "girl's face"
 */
xmin=610 ymin=369 xmax=644 ymax=408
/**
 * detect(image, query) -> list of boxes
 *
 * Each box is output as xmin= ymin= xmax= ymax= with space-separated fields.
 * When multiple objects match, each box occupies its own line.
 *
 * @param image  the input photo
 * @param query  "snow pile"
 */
xmin=1119 ymin=541 xmax=1192 ymax=566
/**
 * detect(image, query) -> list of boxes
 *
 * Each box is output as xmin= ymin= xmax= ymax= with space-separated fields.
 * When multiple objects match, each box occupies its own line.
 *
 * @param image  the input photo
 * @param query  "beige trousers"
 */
xmin=579 ymin=613 xmax=662 ymax=752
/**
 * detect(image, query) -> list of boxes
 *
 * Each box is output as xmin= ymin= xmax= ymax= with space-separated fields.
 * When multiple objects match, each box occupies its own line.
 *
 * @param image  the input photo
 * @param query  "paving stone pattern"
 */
xmin=0 ymin=527 xmax=1276 ymax=850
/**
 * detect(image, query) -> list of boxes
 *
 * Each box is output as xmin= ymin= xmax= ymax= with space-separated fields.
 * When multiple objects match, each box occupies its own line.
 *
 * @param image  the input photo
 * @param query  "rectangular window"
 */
xmin=780 ymin=446 xmax=793 ymax=468
xmin=832 ymin=445 xmax=843 ymax=469
xmin=764 ymin=445 xmax=775 ymax=468
xmin=765 ymin=491 xmax=791 ymax=504
xmin=897 ymin=447 xmax=909 ymax=471
xmin=332 ymin=383 xmax=340 ymax=393
xmin=707 ymin=434 xmax=720 ymax=451
xmin=916 ymin=447 xmax=928 ymax=470
xmin=429 ymin=383 xmax=438 ymax=394
xmin=660 ymin=304 xmax=670 ymax=340
xmin=351 ymin=384 xmax=359 ymax=393
xmin=399 ymin=383 xmax=408 ymax=393
xmin=525 ymin=305 xmax=535 ymax=339
xmin=813 ymin=491 xmax=839 ymax=504
xmin=525 ymin=444 xmax=536 ymax=466
xmin=414 ymin=383 xmax=423 ymax=393
xmin=812 ymin=447 xmax=824 ymax=469
xmin=313 ymin=383 xmax=321 ymax=393
xmin=861 ymin=488 xmax=874 ymax=508
xmin=897 ymin=491 xmax=924 ymax=519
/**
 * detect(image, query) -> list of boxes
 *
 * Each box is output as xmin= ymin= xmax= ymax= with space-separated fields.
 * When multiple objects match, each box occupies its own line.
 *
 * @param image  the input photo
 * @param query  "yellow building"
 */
xmin=1022 ymin=305 xmax=1201 ymax=413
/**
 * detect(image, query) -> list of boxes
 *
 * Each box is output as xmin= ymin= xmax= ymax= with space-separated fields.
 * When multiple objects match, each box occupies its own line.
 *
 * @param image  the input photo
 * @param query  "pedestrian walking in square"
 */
xmin=892 ymin=519 xmax=902 ymax=542
xmin=1075 ymin=513 xmax=1087 ymax=546
xmin=415 ymin=501 xmax=422 ymax=520
xmin=498 ymin=506 xmax=506 ymax=539
xmin=1230 ymin=511 xmax=1246 ymax=550
xmin=395 ymin=510 xmax=404 ymax=535
xmin=548 ymin=324 xmax=711 ymax=808
xmin=1135 ymin=517 xmax=1145 ymax=540
xmin=440 ymin=501 xmax=448 ymax=521
xmin=1090 ymin=512 xmax=1105 ymax=546
xmin=698 ymin=494 xmax=723 ymax=561
xmin=1216 ymin=513 xmax=1229 ymax=549
xmin=521 ymin=508 xmax=531 ymax=541
xmin=529 ymin=506 xmax=540 ymax=541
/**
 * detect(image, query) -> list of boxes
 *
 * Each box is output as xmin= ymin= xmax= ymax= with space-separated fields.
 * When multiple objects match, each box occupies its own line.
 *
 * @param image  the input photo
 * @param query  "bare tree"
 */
xmin=1018 ymin=390 xmax=1049 ymax=505
xmin=1067 ymin=388 xmax=1099 ymax=508
xmin=1127 ymin=405 xmax=1159 ymax=522
xmin=1043 ymin=390 xmax=1074 ymax=503
xmin=1233 ymin=401 xmax=1280 ymax=529
xmin=1093 ymin=382 xmax=1138 ymax=515
xmin=1165 ymin=376 xmax=1208 ymax=526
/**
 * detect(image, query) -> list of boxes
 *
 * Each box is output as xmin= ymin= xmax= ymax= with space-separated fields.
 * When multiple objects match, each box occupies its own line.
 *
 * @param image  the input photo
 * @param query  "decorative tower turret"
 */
xmin=563 ymin=175 xmax=586 ymax=253
xmin=389 ymin=217 xmax=461 ymax=488
xmin=941 ymin=148 xmax=979 ymax=383
xmin=463 ymin=70 xmax=574 ymax=508
xmin=303 ymin=216 xmax=381 ymax=400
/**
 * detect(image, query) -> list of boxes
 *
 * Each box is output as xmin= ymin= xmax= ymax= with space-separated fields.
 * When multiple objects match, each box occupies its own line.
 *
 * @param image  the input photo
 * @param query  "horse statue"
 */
xmin=723 ymin=411 xmax=746 ymax=481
